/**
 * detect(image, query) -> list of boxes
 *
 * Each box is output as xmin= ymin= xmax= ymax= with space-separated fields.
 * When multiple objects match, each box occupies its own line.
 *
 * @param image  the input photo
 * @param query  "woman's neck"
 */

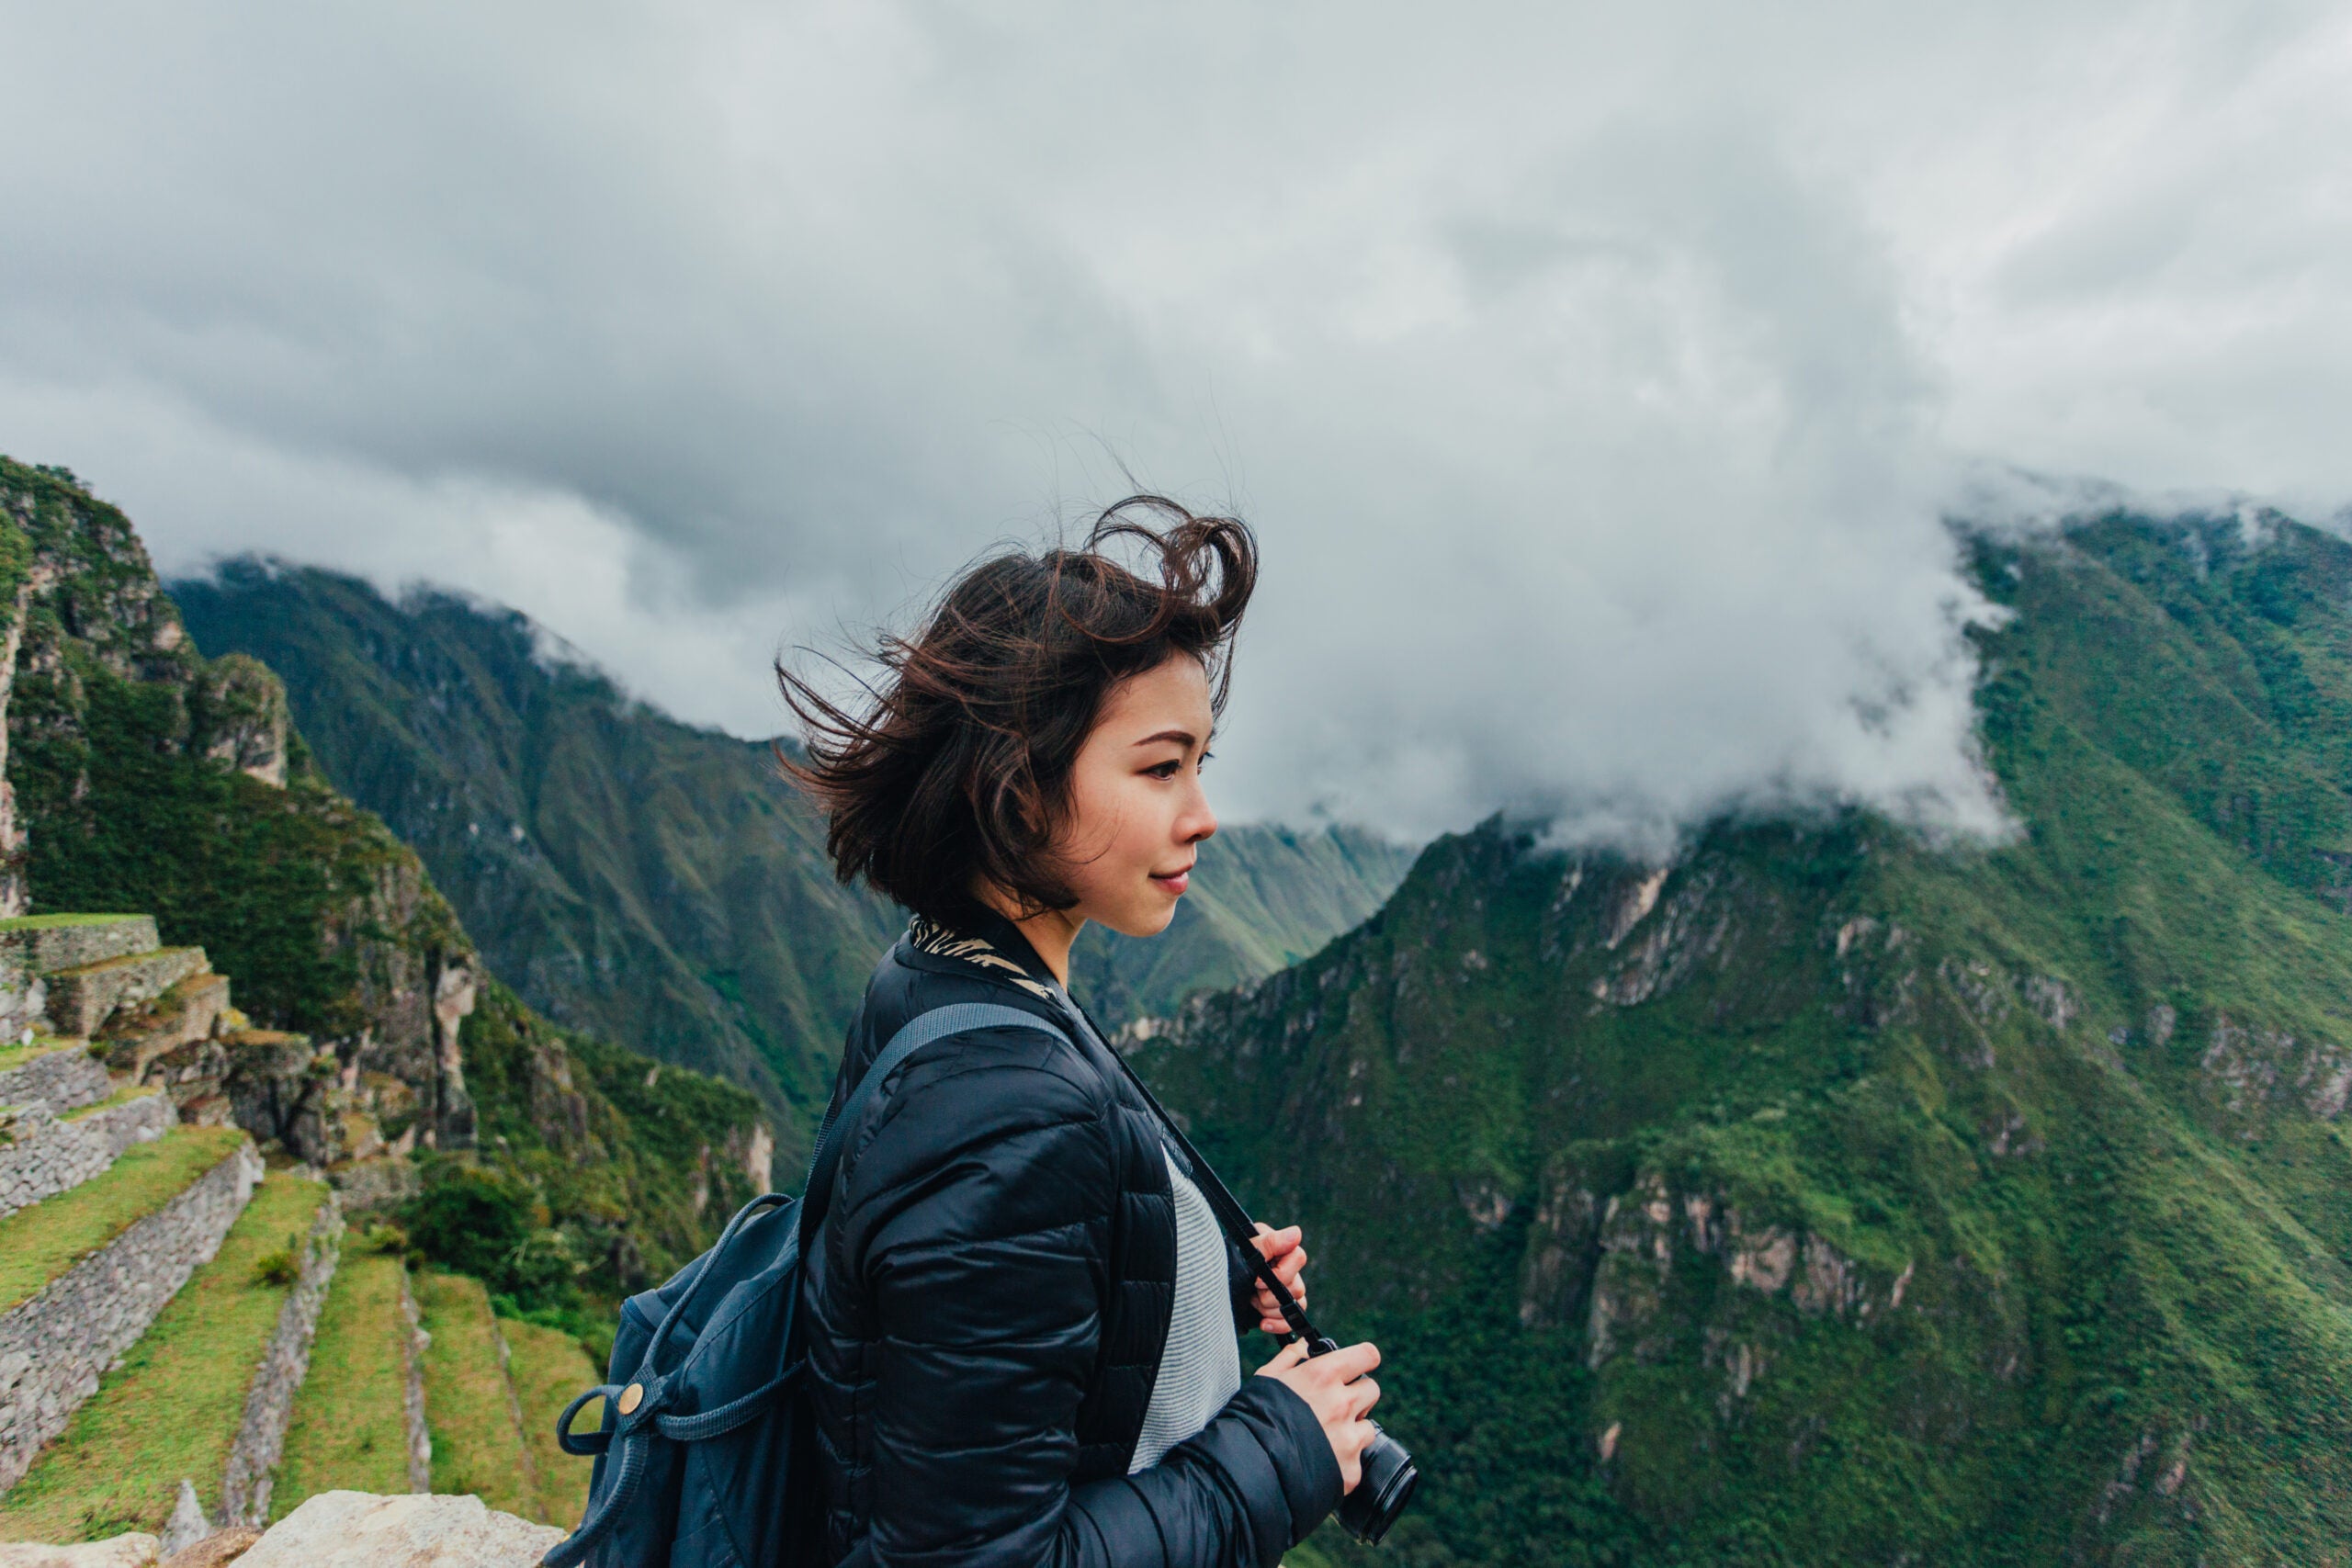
xmin=975 ymin=885 xmax=1083 ymax=987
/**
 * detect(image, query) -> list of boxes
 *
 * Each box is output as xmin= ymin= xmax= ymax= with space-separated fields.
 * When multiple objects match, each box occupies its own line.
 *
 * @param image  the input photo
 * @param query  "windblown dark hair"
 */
xmin=777 ymin=496 xmax=1257 ymax=931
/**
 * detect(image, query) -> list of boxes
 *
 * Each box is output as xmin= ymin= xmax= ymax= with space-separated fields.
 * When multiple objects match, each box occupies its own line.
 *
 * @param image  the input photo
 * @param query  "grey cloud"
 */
xmin=1 ymin=0 xmax=2346 ymax=841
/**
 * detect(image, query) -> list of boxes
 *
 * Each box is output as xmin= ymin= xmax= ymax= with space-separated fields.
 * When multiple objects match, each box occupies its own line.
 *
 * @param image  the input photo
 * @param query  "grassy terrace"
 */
xmin=0 ymin=1039 xmax=85 ymax=1077
xmin=0 ymin=907 xmax=142 ymax=931
xmin=0 ymin=913 xmax=142 ymax=931
xmin=270 ymin=1251 xmax=414 ymax=1519
xmin=0 ymin=1125 xmax=246 ymax=1314
xmin=0 ymin=1172 xmax=326 ymax=1541
xmin=502 ymin=1315 xmax=602 ymax=1529
xmin=417 ymin=1271 xmax=537 ymax=1522
xmin=52 ymin=946 xmax=198 ymax=979
xmin=59 ymin=1082 xmax=160 ymax=1121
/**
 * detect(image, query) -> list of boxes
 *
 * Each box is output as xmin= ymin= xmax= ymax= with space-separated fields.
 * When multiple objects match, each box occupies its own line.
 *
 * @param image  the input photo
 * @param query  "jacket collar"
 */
xmin=903 ymin=908 xmax=1059 ymax=1002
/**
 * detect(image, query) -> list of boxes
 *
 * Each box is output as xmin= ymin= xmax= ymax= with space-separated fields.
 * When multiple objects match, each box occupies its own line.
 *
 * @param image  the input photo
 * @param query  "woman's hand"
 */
xmin=1246 ymin=1222 xmax=1307 ymax=1333
xmin=1255 ymin=1338 xmax=1382 ymax=1493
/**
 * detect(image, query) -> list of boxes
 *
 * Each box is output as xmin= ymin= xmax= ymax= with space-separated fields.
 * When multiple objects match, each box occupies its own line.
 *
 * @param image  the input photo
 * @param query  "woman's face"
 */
xmin=1056 ymin=654 xmax=1219 ymax=939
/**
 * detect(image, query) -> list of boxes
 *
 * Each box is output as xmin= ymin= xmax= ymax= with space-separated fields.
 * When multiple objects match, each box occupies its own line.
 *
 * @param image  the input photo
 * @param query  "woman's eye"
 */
xmin=1146 ymin=759 xmax=1182 ymax=780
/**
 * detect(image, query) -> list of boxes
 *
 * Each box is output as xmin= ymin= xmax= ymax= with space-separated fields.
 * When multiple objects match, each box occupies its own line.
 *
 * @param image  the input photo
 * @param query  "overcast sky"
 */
xmin=3 ymin=1 xmax=2347 ymax=843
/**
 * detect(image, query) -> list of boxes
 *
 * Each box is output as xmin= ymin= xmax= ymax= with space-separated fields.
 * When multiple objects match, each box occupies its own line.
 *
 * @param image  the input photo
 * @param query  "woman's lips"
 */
xmin=1150 ymin=868 xmax=1192 ymax=896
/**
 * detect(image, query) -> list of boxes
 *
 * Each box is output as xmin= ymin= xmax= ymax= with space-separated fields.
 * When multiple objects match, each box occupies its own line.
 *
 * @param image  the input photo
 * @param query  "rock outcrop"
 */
xmin=0 ymin=460 xmax=481 ymax=1160
xmin=235 ymin=1491 xmax=563 ymax=1567
xmin=0 ymin=1492 xmax=562 ymax=1568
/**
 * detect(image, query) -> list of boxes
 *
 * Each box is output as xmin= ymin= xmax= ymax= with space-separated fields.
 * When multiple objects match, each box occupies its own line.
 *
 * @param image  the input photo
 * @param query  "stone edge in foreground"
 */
xmin=235 ymin=1491 xmax=565 ymax=1567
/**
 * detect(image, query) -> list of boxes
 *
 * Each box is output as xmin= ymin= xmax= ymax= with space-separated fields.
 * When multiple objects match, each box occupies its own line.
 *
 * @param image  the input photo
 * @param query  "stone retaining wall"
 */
xmin=0 ymin=1092 xmax=177 ymax=1220
xmin=219 ymin=1189 xmax=344 ymax=1527
xmin=46 ymin=948 xmax=207 ymax=1039
xmin=401 ymin=1273 xmax=432 ymax=1493
xmin=0 ymin=917 xmax=160 ymax=976
xmin=0 ymin=1140 xmax=263 ymax=1496
xmin=0 ymin=1047 xmax=107 ymax=1116
xmin=0 ymin=966 xmax=44 ymax=1048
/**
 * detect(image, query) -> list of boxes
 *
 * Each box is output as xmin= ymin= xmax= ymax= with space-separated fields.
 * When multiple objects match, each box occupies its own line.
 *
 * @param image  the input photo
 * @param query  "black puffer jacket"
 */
xmin=802 ymin=912 xmax=1340 ymax=1567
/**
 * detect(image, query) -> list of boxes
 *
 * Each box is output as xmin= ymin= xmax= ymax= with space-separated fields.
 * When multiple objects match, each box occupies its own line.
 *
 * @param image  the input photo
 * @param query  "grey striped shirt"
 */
xmin=1130 ymin=1152 xmax=1244 ymax=1472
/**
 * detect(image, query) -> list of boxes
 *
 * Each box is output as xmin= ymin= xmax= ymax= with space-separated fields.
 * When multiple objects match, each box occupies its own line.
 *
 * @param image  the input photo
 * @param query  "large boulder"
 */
xmin=232 ymin=1493 xmax=562 ymax=1567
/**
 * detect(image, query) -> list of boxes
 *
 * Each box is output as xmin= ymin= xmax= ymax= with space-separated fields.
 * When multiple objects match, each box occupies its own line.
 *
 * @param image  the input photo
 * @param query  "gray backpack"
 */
xmin=540 ymin=1002 xmax=1051 ymax=1568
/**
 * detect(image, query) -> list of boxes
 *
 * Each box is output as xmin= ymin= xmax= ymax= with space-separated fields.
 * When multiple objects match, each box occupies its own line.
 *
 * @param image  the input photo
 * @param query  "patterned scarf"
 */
xmin=905 ymin=913 xmax=1056 ymax=1001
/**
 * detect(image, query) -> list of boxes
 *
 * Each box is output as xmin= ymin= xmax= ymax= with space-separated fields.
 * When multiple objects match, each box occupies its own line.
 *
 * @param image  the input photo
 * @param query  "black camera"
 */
xmin=1303 ymin=1336 xmax=1420 ymax=1546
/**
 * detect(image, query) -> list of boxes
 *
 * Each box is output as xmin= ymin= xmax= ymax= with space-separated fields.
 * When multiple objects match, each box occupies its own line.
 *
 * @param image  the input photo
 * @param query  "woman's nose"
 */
xmin=1180 ymin=787 xmax=1217 ymax=845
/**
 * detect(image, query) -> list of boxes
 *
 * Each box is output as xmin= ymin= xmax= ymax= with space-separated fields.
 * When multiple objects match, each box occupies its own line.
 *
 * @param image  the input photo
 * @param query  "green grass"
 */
xmin=270 ymin=1250 xmax=415 ymax=1519
xmin=0 ymin=913 xmax=144 ymax=931
xmin=59 ymin=1082 xmax=160 ymax=1121
xmin=0 ymin=1038 xmax=80 ymax=1077
xmin=501 ymin=1314 xmax=602 ymax=1528
xmin=0 ymin=1125 xmax=246 ymax=1314
xmin=416 ymin=1271 xmax=537 ymax=1519
xmin=0 ymin=1172 xmax=325 ymax=1541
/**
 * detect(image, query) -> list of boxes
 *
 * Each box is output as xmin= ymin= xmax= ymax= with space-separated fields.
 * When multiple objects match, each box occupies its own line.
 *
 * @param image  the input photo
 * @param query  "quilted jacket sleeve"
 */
xmin=839 ymin=1030 xmax=1340 ymax=1568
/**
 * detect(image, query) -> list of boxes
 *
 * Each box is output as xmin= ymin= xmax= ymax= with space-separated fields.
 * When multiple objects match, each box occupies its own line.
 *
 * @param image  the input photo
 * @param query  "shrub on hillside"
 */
xmin=250 ymin=1242 xmax=300 ymax=1287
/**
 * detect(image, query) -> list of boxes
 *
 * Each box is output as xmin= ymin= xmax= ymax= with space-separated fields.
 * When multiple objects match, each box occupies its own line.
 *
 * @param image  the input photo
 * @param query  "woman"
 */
xmin=782 ymin=499 xmax=1383 ymax=1568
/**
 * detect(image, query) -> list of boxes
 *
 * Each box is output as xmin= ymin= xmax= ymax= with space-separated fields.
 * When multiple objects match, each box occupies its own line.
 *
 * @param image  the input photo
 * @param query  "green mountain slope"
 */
xmin=1138 ymin=512 xmax=2352 ymax=1566
xmin=171 ymin=562 xmax=1413 ymax=1148
xmin=170 ymin=560 xmax=900 ymax=1142
xmin=1 ymin=456 xmax=762 ymax=1309
xmin=1071 ymin=823 xmax=1415 ymax=1024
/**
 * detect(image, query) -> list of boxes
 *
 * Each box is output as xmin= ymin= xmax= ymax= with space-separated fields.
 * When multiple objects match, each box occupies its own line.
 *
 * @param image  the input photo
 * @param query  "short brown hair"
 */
xmin=778 ymin=496 xmax=1257 ymax=930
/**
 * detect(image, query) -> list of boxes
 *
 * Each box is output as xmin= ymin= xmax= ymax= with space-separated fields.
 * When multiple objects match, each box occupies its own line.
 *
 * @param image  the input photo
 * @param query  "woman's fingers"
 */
xmin=1250 ymin=1223 xmax=1303 ymax=1260
xmin=1252 ymin=1275 xmax=1305 ymax=1306
xmin=1250 ymin=1224 xmax=1301 ymax=1256
xmin=1257 ymin=1338 xmax=1384 ymax=1492
xmin=1247 ymin=1224 xmax=1308 ymax=1333
xmin=1317 ymin=1340 xmax=1381 ymax=1382
xmin=1255 ymin=1338 xmax=1310 ymax=1374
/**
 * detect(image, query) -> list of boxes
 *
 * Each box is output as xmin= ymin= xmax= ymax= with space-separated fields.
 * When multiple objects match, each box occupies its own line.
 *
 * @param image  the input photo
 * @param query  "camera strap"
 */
xmin=1051 ymin=991 xmax=1336 ymax=1353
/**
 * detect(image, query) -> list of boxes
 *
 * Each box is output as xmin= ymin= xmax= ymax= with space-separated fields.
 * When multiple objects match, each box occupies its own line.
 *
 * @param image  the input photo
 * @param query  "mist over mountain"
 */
xmin=171 ymin=560 xmax=1416 ymax=1153
xmin=1141 ymin=506 xmax=2352 ymax=1565
xmin=14 ymin=5 xmax=2349 ymax=854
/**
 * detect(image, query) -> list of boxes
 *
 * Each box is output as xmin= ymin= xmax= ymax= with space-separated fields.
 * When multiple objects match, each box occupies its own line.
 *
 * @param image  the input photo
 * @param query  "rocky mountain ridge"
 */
xmin=1143 ymin=511 xmax=2352 ymax=1566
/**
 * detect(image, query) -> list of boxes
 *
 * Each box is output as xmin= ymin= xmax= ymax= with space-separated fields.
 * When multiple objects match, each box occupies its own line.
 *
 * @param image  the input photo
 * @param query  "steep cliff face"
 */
xmin=0 ymin=457 xmax=764 ymax=1303
xmin=1142 ymin=513 xmax=2352 ymax=1566
xmin=0 ymin=459 xmax=481 ymax=1149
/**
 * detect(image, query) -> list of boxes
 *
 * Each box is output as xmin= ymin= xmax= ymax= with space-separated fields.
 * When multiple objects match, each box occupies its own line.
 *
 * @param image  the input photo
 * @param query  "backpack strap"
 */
xmin=797 ymin=1001 xmax=1064 ymax=1242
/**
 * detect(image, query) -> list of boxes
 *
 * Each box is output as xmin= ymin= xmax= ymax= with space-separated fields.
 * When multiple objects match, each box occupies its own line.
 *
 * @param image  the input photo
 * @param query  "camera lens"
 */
xmin=1333 ymin=1423 xmax=1419 ymax=1546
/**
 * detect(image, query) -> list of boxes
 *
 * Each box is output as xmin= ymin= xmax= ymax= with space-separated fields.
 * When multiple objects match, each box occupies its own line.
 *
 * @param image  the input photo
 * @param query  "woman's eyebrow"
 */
xmin=1133 ymin=728 xmax=1201 ymax=749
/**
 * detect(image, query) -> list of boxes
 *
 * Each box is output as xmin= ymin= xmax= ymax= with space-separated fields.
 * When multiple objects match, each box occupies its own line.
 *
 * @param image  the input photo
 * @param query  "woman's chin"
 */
xmin=1099 ymin=900 xmax=1180 ymax=941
